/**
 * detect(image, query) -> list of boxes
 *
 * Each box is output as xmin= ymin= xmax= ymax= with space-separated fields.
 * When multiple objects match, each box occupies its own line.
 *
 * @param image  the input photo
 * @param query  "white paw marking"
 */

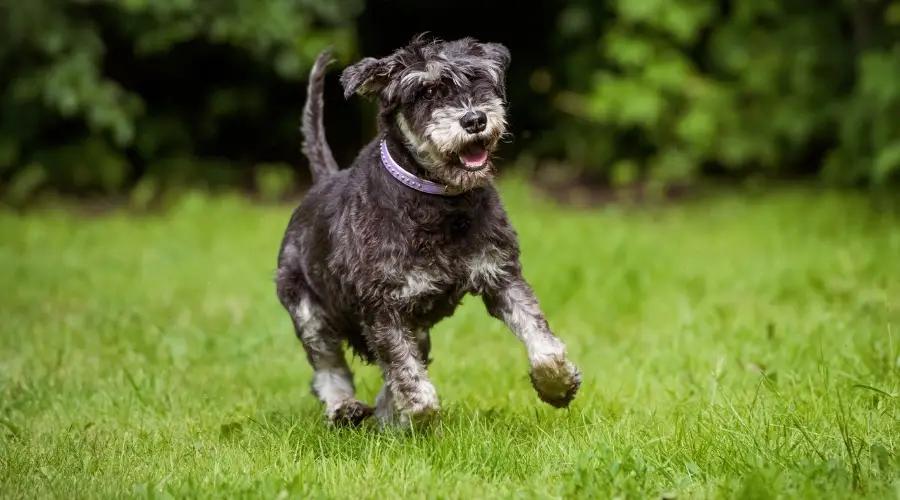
xmin=393 ymin=379 xmax=440 ymax=418
xmin=313 ymin=369 xmax=355 ymax=405
xmin=527 ymin=335 xmax=567 ymax=368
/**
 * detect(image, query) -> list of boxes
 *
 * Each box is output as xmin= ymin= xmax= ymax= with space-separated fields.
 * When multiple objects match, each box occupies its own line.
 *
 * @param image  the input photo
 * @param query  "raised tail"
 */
xmin=301 ymin=48 xmax=340 ymax=183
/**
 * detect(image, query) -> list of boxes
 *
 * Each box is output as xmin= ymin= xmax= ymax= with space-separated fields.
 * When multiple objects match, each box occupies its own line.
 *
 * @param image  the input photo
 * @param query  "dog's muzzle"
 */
xmin=457 ymin=111 xmax=490 ymax=170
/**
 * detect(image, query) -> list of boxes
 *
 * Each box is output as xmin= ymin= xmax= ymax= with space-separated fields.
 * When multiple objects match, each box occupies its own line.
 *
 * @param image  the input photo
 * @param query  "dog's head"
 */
xmin=340 ymin=35 xmax=511 ymax=191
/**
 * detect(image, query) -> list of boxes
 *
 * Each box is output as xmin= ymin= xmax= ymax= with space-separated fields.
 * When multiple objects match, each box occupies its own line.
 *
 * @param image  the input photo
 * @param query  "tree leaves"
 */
xmin=558 ymin=0 xmax=900 ymax=187
xmin=0 ymin=0 xmax=358 ymax=202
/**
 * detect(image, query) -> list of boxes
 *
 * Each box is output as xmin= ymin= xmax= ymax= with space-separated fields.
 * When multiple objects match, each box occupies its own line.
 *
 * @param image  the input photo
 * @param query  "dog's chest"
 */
xmin=403 ymin=206 xmax=510 ymax=295
xmin=388 ymin=246 xmax=507 ymax=303
xmin=348 ymin=193 xmax=515 ymax=321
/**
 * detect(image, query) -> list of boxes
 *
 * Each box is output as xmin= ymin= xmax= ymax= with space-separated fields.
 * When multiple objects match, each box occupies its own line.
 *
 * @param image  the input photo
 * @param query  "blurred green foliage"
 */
xmin=1 ymin=0 xmax=899 ymax=205
xmin=0 ymin=0 xmax=359 ymax=204
xmin=551 ymin=0 xmax=900 ymax=189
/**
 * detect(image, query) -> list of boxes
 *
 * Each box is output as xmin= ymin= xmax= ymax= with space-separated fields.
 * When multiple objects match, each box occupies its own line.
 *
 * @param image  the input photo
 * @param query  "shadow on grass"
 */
xmin=219 ymin=403 xmax=585 ymax=439
xmin=216 ymin=403 xmax=597 ymax=480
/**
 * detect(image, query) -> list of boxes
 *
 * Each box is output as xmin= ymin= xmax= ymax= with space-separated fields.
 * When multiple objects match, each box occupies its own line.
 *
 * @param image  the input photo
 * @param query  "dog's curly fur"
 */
xmin=275 ymin=35 xmax=582 ymax=427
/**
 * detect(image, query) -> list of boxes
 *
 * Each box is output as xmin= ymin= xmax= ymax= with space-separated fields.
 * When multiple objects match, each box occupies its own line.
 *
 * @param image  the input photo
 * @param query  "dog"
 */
xmin=275 ymin=35 xmax=582 ymax=428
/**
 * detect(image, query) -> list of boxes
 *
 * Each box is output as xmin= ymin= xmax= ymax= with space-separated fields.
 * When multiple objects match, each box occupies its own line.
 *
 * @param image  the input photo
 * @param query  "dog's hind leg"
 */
xmin=374 ymin=365 xmax=398 ymax=428
xmin=288 ymin=296 xmax=374 ymax=425
xmin=371 ymin=319 xmax=439 ymax=425
xmin=373 ymin=328 xmax=431 ymax=428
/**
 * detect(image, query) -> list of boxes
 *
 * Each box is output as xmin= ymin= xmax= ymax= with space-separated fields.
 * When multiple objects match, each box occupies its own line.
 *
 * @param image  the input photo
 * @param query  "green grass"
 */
xmin=2 ymin=180 xmax=899 ymax=499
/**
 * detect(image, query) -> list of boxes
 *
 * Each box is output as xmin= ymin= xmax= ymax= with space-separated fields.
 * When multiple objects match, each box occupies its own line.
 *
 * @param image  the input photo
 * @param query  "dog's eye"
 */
xmin=422 ymin=86 xmax=437 ymax=100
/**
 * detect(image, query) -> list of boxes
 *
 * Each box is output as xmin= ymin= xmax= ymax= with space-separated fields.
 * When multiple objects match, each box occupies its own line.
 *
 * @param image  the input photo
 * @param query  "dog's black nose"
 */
xmin=459 ymin=111 xmax=487 ymax=134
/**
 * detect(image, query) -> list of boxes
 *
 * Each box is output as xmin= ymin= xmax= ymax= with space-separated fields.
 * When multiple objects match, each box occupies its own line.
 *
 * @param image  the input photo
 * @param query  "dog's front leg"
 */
xmin=483 ymin=276 xmax=582 ymax=408
xmin=372 ymin=315 xmax=439 ymax=423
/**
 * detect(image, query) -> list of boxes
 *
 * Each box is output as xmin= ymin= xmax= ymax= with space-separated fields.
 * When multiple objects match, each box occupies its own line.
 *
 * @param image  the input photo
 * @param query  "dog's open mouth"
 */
xmin=458 ymin=142 xmax=489 ymax=171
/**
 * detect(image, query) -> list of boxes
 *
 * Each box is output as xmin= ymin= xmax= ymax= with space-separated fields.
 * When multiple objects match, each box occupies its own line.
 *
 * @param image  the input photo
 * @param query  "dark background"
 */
xmin=1 ymin=0 xmax=898 ymax=207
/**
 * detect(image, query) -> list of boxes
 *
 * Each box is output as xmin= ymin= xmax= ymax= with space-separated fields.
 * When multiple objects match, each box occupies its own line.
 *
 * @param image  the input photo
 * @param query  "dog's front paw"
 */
xmin=325 ymin=399 xmax=375 ymax=426
xmin=530 ymin=356 xmax=582 ymax=409
xmin=393 ymin=381 xmax=440 ymax=423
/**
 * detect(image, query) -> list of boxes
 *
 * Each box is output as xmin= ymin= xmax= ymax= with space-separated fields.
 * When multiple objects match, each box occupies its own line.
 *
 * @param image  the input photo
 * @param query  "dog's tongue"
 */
xmin=459 ymin=144 xmax=488 ymax=167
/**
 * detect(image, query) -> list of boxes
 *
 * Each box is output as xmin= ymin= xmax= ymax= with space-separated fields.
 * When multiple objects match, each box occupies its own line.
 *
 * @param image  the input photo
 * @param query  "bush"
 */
xmin=0 ymin=0 xmax=361 ymax=205
xmin=546 ymin=0 xmax=900 ymax=188
xmin=2 ymin=0 xmax=899 ymax=205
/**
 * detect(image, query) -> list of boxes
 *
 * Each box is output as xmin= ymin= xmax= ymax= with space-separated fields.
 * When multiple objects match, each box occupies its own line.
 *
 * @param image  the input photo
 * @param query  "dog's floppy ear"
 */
xmin=340 ymin=56 xmax=395 ymax=100
xmin=481 ymin=42 xmax=511 ymax=71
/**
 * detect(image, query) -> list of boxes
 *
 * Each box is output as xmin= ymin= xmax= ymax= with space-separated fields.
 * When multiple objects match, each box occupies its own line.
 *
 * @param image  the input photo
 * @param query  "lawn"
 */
xmin=1 ymin=179 xmax=899 ymax=499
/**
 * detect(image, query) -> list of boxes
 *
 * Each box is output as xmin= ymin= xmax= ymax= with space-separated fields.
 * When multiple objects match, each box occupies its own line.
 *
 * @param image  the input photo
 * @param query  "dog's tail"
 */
xmin=301 ymin=48 xmax=339 ymax=183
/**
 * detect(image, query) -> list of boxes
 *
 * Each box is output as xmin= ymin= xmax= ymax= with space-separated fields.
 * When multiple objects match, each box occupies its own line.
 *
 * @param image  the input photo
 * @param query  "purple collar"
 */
xmin=379 ymin=139 xmax=463 ymax=196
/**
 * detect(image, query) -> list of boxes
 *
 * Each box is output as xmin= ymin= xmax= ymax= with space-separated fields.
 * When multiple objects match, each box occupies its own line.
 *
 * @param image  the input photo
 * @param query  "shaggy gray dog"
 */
xmin=275 ymin=35 xmax=582 ymax=428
